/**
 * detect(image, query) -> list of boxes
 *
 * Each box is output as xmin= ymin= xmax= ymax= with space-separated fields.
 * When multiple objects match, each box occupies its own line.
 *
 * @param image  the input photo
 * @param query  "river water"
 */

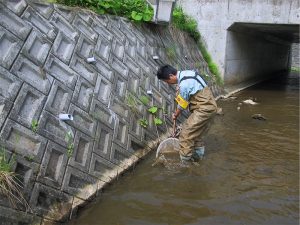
xmin=69 ymin=72 xmax=299 ymax=225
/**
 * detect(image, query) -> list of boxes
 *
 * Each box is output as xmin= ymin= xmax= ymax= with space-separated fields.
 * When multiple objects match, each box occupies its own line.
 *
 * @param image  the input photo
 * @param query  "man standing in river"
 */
xmin=157 ymin=65 xmax=217 ymax=162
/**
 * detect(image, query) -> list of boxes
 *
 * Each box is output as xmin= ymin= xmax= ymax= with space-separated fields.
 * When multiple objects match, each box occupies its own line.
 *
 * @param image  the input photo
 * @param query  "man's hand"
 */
xmin=172 ymin=108 xmax=182 ymax=121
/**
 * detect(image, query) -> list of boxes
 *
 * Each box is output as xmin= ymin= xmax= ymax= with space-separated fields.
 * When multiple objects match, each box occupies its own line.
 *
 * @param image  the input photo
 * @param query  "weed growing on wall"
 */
xmin=54 ymin=0 xmax=154 ymax=22
xmin=172 ymin=7 xmax=223 ymax=85
xmin=0 ymin=147 xmax=31 ymax=211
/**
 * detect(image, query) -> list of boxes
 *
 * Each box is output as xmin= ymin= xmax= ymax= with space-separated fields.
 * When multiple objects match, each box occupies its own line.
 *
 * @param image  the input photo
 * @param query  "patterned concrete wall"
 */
xmin=291 ymin=43 xmax=299 ymax=68
xmin=0 ymin=1 xmax=221 ymax=224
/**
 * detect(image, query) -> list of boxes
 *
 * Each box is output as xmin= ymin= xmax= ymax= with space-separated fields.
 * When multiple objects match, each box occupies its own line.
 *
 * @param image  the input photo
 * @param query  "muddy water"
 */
xmin=69 ymin=72 xmax=299 ymax=225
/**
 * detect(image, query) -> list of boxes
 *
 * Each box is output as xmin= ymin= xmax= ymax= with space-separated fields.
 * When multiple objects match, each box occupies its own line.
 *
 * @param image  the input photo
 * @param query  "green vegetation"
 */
xmin=166 ymin=46 xmax=177 ymax=62
xmin=148 ymin=106 xmax=158 ymax=114
xmin=31 ymin=119 xmax=38 ymax=133
xmin=291 ymin=66 xmax=300 ymax=72
xmin=65 ymin=132 xmax=74 ymax=158
xmin=55 ymin=0 xmax=154 ymax=22
xmin=0 ymin=147 xmax=30 ymax=211
xmin=139 ymin=95 xmax=150 ymax=106
xmin=139 ymin=119 xmax=148 ymax=128
xmin=172 ymin=7 xmax=223 ymax=85
xmin=125 ymin=92 xmax=139 ymax=115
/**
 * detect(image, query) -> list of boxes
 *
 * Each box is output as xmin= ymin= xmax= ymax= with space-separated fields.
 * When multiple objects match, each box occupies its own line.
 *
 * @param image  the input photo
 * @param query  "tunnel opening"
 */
xmin=224 ymin=22 xmax=299 ymax=90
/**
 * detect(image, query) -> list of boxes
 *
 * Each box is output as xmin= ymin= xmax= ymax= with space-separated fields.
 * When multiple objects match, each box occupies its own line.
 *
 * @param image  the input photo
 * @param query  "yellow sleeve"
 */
xmin=175 ymin=94 xmax=189 ymax=109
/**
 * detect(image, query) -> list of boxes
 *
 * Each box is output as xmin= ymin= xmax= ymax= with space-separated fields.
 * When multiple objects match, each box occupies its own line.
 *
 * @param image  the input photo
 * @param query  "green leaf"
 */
xmin=139 ymin=119 xmax=148 ymax=128
xmin=154 ymin=117 xmax=162 ymax=125
xmin=139 ymin=95 xmax=149 ymax=106
xmin=131 ymin=11 xmax=143 ymax=21
xmin=143 ymin=12 xmax=153 ymax=21
xmin=148 ymin=106 xmax=158 ymax=114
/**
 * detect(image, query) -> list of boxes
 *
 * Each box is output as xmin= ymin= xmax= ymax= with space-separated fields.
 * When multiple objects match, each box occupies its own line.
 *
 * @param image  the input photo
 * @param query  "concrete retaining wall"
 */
xmin=0 ymin=1 xmax=222 ymax=224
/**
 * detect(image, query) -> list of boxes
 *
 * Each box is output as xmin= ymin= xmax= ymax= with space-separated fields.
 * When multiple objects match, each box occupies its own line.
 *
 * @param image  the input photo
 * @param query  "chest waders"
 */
xmin=177 ymin=72 xmax=217 ymax=159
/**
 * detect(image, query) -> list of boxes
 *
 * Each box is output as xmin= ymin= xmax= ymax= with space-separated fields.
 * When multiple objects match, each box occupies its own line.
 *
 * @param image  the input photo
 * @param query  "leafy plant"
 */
xmin=56 ymin=0 xmax=154 ymax=22
xmin=139 ymin=95 xmax=149 ymax=106
xmin=65 ymin=131 xmax=74 ymax=158
xmin=25 ymin=155 xmax=34 ymax=162
xmin=139 ymin=119 xmax=148 ymax=128
xmin=148 ymin=106 xmax=158 ymax=114
xmin=31 ymin=119 xmax=38 ymax=133
xmin=154 ymin=117 xmax=162 ymax=125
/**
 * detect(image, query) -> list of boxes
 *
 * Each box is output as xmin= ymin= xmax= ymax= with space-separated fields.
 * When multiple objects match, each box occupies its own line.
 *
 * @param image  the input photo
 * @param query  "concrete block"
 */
xmin=95 ymin=36 xmax=111 ymax=62
xmin=120 ymin=21 xmax=137 ymax=44
xmin=67 ymin=104 xmax=97 ymax=137
xmin=111 ymin=38 xmax=125 ymax=60
xmin=77 ymin=11 xmax=94 ymax=25
xmin=93 ymin=14 xmax=109 ymax=28
xmin=9 ymin=83 xmax=46 ymax=129
xmin=12 ymin=55 xmax=54 ymax=95
xmin=110 ymin=25 xmax=126 ymax=43
xmin=89 ymin=98 xmax=115 ymax=128
xmin=125 ymin=40 xmax=136 ymax=59
xmin=0 ymin=205 xmax=42 ymax=225
xmin=21 ymin=29 xmax=52 ymax=66
xmin=124 ymin=55 xmax=140 ymax=75
xmin=111 ymin=57 xmax=128 ymax=79
xmin=92 ymin=21 xmax=112 ymax=42
xmin=68 ymin=131 xmax=93 ymax=173
xmin=108 ymin=16 xmax=121 ymax=28
xmin=45 ymin=80 xmax=72 ymax=116
xmin=50 ymin=12 xmax=78 ymax=41
xmin=39 ymin=110 xmax=74 ymax=148
xmin=0 ymin=119 xmax=47 ymax=163
xmin=75 ymin=34 xmax=95 ymax=59
xmin=127 ymin=134 xmax=144 ymax=152
xmin=113 ymin=117 xmax=129 ymax=149
xmin=93 ymin=122 xmax=113 ymax=160
xmin=10 ymin=155 xmax=40 ymax=201
xmin=93 ymin=56 xmax=114 ymax=82
xmin=113 ymin=74 xmax=128 ymax=100
xmin=3 ymin=0 xmax=27 ymax=16
xmin=0 ymin=97 xmax=13 ymax=131
xmin=94 ymin=75 xmax=112 ymax=106
xmin=72 ymin=77 xmax=94 ymax=112
xmin=73 ymin=15 xmax=98 ymax=43
xmin=110 ymin=97 xmax=130 ymax=121
xmin=129 ymin=114 xmax=143 ymax=140
xmin=44 ymin=55 xmax=78 ymax=90
xmin=70 ymin=55 xmax=98 ymax=85
xmin=133 ymin=26 xmax=147 ymax=45
xmin=140 ymin=73 xmax=151 ymax=91
xmin=0 ymin=26 xmax=22 ymax=69
xmin=89 ymin=153 xmax=117 ymax=182
xmin=136 ymin=55 xmax=152 ymax=74
xmin=0 ymin=5 xmax=32 ymax=40
xmin=136 ymin=40 xmax=147 ymax=58
xmin=0 ymin=66 xmax=22 ymax=101
xmin=52 ymin=31 xmax=75 ymax=65
xmin=22 ymin=7 xmax=57 ymax=41
xmin=62 ymin=166 xmax=97 ymax=200
xmin=110 ymin=142 xmax=132 ymax=165
xmin=37 ymin=141 xmax=68 ymax=189
xmin=28 ymin=2 xmax=54 ymax=19
xmin=53 ymin=4 xmax=75 ymax=22
xmin=29 ymin=183 xmax=72 ymax=221
xmin=127 ymin=73 xmax=140 ymax=95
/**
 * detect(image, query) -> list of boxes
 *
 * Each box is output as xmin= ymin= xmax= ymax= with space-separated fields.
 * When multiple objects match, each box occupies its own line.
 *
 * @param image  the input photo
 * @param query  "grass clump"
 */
xmin=54 ymin=0 xmax=154 ymax=22
xmin=0 ymin=147 xmax=31 ymax=211
xmin=172 ymin=7 xmax=223 ymax=85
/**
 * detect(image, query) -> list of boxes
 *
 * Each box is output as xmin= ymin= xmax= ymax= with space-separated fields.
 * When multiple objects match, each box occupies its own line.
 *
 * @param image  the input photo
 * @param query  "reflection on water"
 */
xmin=69 ymin=72 xmax=299 ymax=225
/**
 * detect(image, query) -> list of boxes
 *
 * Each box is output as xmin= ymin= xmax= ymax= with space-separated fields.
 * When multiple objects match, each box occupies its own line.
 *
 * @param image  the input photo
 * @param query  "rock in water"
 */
xmin=252 ymin=114 xmax=267 ymax=120
xmin=243 ymin=99 xmax=258 ymax=105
